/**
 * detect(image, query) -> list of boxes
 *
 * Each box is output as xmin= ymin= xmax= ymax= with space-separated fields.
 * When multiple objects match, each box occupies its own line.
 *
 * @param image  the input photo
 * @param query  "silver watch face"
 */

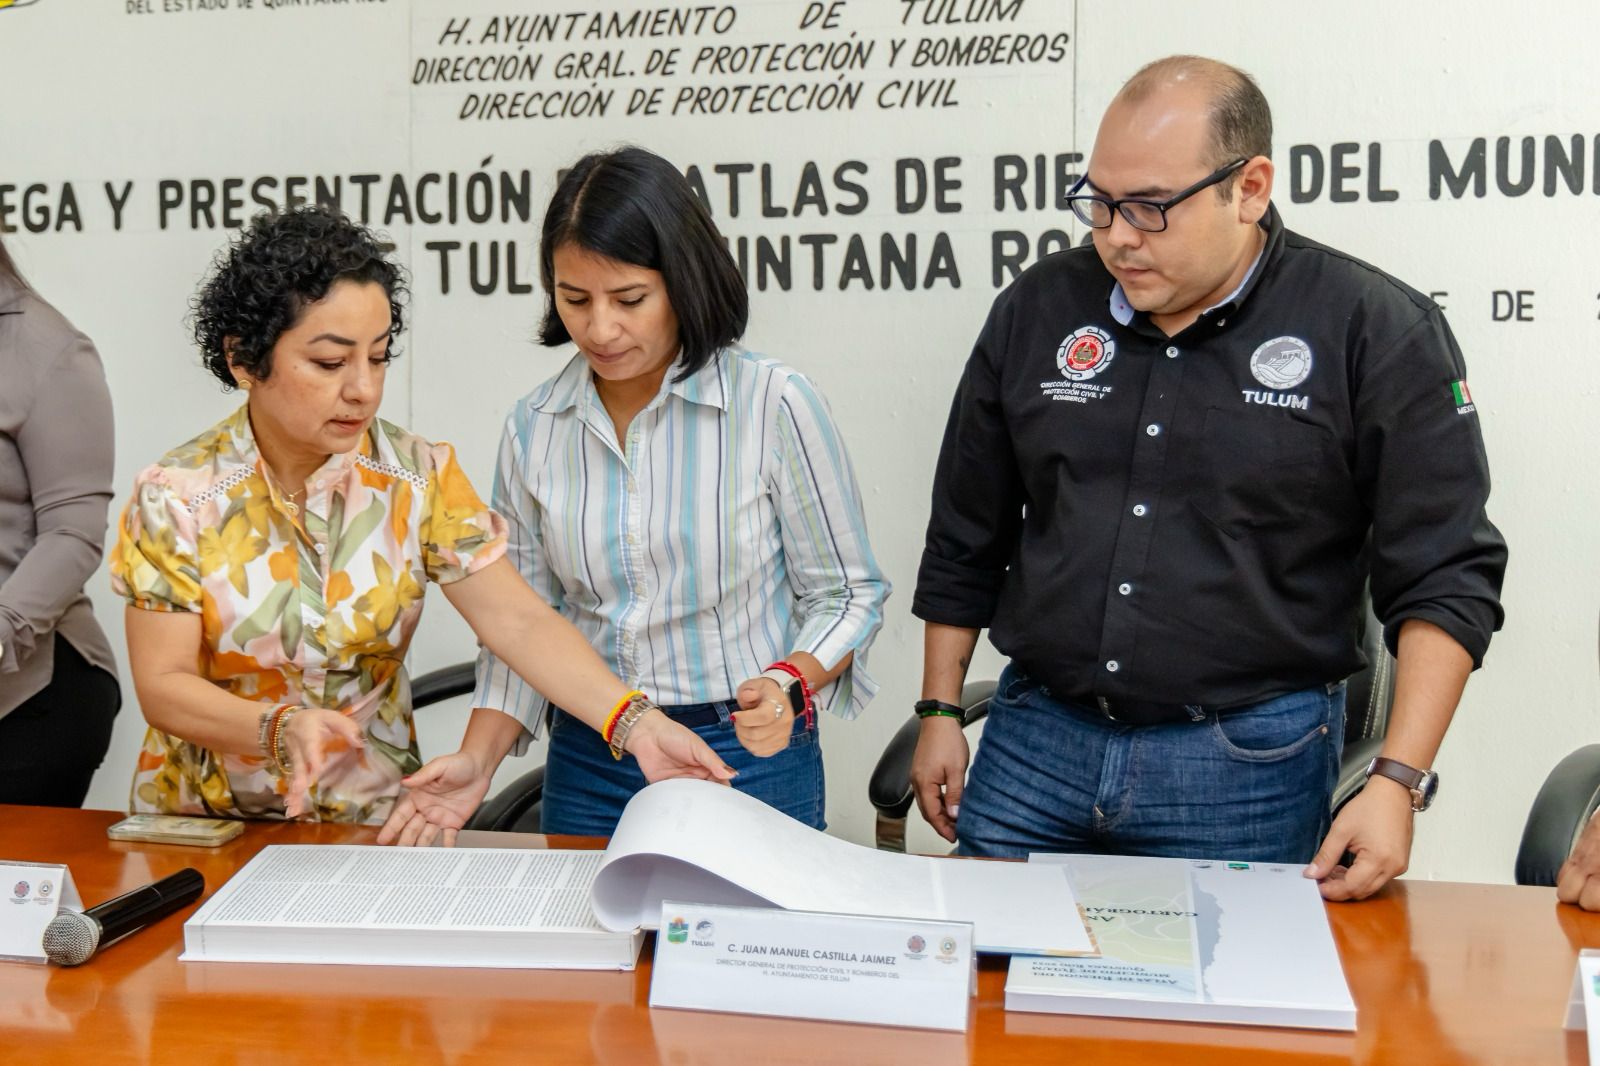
xmin=1413 ymin=770 xmax=1439 ymax=811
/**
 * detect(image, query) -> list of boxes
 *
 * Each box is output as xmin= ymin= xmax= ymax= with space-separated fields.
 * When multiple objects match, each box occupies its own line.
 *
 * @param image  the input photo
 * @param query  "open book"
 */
xmin=1004 ymin=853 xmax=1355 ymax=1031
xmin=183 ymin=779 xmax=1099 ymax=970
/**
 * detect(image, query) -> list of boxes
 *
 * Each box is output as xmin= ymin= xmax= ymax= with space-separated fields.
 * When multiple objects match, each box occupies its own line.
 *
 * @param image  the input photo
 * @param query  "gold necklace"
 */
xmin=261 ymin=464 xmax=307 ymax=517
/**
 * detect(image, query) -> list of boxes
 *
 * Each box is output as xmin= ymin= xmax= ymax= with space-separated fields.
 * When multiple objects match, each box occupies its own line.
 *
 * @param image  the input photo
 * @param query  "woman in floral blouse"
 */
xmin=112 ymin=207 xmax=732 ymax=833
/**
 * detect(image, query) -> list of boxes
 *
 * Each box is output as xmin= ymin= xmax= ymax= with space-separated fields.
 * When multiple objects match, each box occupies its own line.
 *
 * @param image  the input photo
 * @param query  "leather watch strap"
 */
xmin=1366 ymin=756 xmax=1438 ymax=812
xmin=1367 ymin=756 xmax=1425 ymax=790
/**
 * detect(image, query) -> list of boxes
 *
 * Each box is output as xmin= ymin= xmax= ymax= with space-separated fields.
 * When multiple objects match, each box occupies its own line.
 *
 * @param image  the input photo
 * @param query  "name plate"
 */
xmin=649 ymin=900 xmax=974 ymax=1032
xmin=0 ymin=861 xmax=81 ymax=964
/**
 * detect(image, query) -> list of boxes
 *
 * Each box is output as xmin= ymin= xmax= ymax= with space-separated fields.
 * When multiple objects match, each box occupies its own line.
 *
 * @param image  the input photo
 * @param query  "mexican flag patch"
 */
xmin=1451 ymin=379 xmax=1475 ymax=413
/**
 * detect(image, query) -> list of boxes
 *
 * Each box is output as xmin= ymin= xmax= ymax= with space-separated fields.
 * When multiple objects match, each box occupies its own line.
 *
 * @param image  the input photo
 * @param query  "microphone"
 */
xmin=41 ymin=868 xmax=204 ymax=966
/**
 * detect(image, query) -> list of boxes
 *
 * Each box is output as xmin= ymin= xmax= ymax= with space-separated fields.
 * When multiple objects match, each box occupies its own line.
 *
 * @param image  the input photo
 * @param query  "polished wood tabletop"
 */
xmin=0 ymin=804 xmax=1592 ymax=1065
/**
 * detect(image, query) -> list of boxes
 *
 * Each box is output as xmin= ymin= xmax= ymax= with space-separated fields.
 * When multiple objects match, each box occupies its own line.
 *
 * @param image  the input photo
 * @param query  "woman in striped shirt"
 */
xmin=401 ymin=147 xmax=890 ymax=835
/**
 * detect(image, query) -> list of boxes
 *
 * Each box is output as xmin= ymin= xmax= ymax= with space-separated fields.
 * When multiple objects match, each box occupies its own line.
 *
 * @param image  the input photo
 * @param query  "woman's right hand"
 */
xmin=282 ymin=708 xmax=365 ymax=818
xmin=622 ymin=709 xmax=737 ymax=785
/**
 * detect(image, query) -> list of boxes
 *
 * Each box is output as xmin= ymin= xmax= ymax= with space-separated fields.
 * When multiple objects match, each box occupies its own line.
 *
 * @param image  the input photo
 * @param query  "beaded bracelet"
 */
xmin=261 ymin=704 xmax=290 ymax=768
xmin=267 ymin=705 xmax=297 ymax=776
xmin=257 ymin=707 xmax=277 ymax=756
xmin=608 ymin=693 xmax=658 ymax=761
xmin=276 ymin=711 xmax=297 ymax=775
xmin=601 ymin=689 xmax=646 ymax=747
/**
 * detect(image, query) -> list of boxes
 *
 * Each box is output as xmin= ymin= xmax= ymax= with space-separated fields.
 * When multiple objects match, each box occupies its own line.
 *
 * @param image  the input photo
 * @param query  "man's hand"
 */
xmin=730 ymin=676 xmax=794 ymax=757
xmin=1557 ymin=811 xmax=1600 ymax=910
xmin=911 ymin=716 xmax=970 ymax=844
xmin=377 ymin=751 xmax=494 ymax=848
xmin=625 ymin=709 xmax=738 ymax=784
xmin=1305 ymin=776 xmax=1415 ymax=901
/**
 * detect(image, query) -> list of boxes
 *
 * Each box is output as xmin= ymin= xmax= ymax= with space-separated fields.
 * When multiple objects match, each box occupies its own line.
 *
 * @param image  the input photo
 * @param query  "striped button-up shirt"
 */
xmin=474 ymin=348 xmax=889 ymax=745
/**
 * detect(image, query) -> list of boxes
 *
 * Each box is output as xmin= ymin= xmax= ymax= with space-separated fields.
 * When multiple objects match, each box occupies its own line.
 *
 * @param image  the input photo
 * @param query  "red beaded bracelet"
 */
xmin=601 ymin=690 xmax=646 ymax=745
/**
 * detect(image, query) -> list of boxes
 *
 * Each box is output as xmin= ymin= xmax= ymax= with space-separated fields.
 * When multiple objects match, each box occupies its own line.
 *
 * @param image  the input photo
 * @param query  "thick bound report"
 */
xmin=182 ymin=847 xmax=641 ymax=970
xmin=1004 ymin=853 xmax=1356 ymax=1031
xmin=181 ymin=779 xmax=1099 ymax=970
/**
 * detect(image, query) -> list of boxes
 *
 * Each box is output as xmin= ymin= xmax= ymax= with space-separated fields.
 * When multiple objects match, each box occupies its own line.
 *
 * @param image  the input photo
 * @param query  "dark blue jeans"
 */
xmin=956 ymin=665 xmax=1345 ymax=863
xmin=541 ymin=700 xmax=825 ymax=836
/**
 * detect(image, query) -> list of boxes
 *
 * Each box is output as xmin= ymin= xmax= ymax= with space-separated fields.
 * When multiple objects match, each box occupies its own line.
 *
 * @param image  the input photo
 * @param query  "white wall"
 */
xmin=2 ymin=0 xmax=1595 ymax=884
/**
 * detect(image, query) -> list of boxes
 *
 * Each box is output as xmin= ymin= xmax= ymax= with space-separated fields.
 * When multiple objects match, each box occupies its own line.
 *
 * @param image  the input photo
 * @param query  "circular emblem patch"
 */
xmin=1249 ymin=336 xmax=1313 ymax=390
xmin=1056 ymin=326 xmax=1116 ymax=382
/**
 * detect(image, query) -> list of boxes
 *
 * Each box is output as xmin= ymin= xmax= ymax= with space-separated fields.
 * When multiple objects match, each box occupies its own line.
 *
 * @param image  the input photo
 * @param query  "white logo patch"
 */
xmin=1249 ymin=336 xmax=1314 ymax=390
xmin=1056 ymin=326 xmax=1116 ymax=382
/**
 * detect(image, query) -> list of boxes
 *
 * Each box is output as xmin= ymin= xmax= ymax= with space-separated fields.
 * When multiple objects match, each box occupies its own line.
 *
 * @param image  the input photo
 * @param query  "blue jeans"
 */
xmin=956 ymin=665 xmax=1346 ymax=862
xmin=541 ymin=700 xmax=825 ymax=836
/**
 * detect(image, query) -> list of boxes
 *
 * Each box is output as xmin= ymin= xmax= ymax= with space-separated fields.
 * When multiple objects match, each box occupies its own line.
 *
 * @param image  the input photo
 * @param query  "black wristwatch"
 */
xmin=1365 ymin=756 xmax=1440 ymax=812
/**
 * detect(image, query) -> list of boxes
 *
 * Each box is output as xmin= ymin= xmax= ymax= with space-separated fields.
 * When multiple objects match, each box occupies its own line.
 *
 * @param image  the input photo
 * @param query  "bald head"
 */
xmin=1113 ymin=56 xmax=1272 ymax=197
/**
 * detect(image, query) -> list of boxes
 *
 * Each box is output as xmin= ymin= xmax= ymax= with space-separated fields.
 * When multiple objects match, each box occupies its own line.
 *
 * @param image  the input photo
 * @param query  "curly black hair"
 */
xmin=192 ymin=206 xmax=406 ymax=390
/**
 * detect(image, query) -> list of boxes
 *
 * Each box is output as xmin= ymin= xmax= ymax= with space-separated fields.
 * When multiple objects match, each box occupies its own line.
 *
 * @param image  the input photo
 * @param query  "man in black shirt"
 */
xmin=910 ymin=56 xmax=1506 ymax=901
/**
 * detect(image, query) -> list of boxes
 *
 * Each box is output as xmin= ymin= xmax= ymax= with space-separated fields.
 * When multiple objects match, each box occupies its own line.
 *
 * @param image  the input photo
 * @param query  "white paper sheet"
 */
xmin=590 ymin=779 xmax=1097 ymax=956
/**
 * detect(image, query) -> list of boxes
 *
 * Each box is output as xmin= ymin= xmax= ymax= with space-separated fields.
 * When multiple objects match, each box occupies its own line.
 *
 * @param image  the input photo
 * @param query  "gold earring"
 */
xmin=238 ymin=379 xmax=252 ymax=391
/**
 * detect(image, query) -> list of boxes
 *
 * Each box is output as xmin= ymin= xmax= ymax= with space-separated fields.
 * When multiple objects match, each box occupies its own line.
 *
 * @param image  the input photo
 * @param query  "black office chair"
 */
xmin=408 ymin=661 xmax=546 ymax=833
xmin=1515 ymin=746 xmax=1600 ymax=887
xmin=1513 ymin=615 xmax=1600 ymax=886
xmin=867 ymin=595 xmax=1396 ymax=852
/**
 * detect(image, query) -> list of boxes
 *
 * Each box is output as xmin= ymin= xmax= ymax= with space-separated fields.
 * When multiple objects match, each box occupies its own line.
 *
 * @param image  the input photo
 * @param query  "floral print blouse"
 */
xmin=111 ymin=405 xmax=507 ymax=823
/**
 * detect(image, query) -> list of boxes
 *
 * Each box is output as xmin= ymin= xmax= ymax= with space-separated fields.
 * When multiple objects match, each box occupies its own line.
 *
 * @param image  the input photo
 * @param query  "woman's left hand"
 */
xmin=377 ymin=751 xmax=494 ymax=847
xmin=731 ymin=677 xmax=794 ymax=758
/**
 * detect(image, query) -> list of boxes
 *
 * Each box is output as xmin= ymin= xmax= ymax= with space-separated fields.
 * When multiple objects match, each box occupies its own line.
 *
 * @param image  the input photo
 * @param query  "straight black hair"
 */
xmin=538 ymin=146 xmax=747 ymax=381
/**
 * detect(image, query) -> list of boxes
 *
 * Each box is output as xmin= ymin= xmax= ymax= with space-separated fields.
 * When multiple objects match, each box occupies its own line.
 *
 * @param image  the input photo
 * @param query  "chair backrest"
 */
xmin=1516 ymin=744 xmax=1600 ymax=886
xmin=1343 ymin=592 xmax=1395 ymax=746
xmin=410 ymin=662 xmax=477 ymax=709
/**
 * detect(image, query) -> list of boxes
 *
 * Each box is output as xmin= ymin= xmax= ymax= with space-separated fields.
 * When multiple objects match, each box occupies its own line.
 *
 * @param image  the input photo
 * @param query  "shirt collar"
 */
xmin=531 ymin=350 xmax=731 ymax=415
xmin=1106 ymin=202 xmax=1284 ymax=327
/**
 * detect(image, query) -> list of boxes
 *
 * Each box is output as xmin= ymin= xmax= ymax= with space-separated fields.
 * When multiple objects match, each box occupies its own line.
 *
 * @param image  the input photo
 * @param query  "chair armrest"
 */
xmin=1516 ymin=744 xmax=1600 ymax=887
xmin=410 ymin=662 xmax=478 ymax=709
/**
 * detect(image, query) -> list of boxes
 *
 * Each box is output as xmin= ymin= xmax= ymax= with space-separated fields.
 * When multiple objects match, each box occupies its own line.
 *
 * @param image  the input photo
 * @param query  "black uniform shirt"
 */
xmin=913 ymin=205 xmax=1507 ymax=706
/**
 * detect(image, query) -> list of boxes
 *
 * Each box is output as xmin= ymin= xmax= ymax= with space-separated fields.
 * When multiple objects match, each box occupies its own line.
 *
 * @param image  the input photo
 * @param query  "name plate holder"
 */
xmin=0 ymin=861 xmax=81 ymax=964
xmin=649 ymin=899 xmax=975 ymax=1032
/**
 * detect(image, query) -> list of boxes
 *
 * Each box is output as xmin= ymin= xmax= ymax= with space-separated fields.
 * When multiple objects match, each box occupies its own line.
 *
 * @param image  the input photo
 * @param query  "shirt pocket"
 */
xmin=1190 ymin=405 xmax=1331 ymax=539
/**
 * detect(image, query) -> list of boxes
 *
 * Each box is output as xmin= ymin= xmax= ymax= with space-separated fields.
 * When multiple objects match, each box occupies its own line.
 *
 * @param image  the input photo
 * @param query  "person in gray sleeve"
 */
xmin=0 ymin=235 xmax=120 ymax=806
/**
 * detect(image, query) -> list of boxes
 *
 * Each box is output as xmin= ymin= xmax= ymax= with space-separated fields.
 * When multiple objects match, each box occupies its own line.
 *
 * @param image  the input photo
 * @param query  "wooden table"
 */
xmin=0 ymin=805 xmax=1593 ymax=1065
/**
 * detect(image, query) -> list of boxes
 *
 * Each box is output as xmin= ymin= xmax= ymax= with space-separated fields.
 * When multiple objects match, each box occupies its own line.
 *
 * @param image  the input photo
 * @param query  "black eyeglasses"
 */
xmin=1066 ymin=158 xmax=1248 ymax=233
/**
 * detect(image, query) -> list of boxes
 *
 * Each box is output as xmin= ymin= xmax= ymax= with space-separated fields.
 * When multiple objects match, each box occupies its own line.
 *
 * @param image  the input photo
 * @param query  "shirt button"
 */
xmin=1105 ymin=660 xmax=1121 ymax=673
xmin=1118 ymin=582 xmax=1132 ymax=595
xmin=1145 ymin=424 xmax=1161 ymax=437
xmin=314 ymin=544 xmax=325 ymax=555
xmin=1132 ymin=504 xmax=1148 ymax=517
xmin=1165 ymin=346 xmax=1179 ymax=358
